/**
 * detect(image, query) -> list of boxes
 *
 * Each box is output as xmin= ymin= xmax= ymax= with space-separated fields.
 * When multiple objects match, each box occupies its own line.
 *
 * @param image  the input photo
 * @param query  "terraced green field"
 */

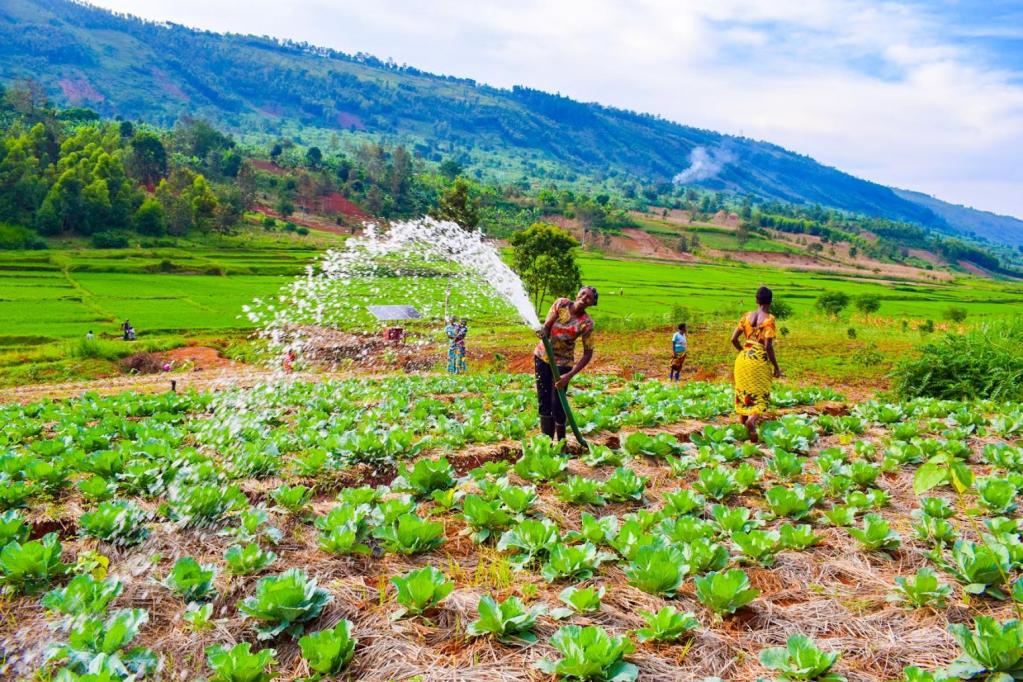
xmin=2 ymin=246 xmax=1021 ymax=345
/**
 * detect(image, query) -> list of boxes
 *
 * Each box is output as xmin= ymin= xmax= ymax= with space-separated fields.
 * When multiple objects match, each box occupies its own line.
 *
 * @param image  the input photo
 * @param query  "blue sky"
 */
xmin=90 ymin=0 xmax=1023 ymax=219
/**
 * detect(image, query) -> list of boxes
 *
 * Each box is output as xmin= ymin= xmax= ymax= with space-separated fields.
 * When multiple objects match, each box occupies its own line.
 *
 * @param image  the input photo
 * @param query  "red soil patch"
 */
xmin=58 ymin=78 xmax=104 ymax=103
xmin=149 ymin=68 xmax=189 ymax=102
xmin=313 ymin=191 xmax=369 ymax=219
xmin=161 ymin=346 xmax=237 ymax=371
xmin=249 ymin=159 xmax=287 ymax=175
xmin=335 ymin=111 xmax=365 ymax=130
xmin=616 ymin=228 xmax=694 ymax=261
xmin=254 ymin=204 xmax=364 ymax=235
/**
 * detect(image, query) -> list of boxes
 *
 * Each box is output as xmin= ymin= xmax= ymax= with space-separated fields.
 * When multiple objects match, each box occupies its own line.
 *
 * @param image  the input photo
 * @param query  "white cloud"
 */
xmin=88 ymin=0 xmax=1023 ymax=218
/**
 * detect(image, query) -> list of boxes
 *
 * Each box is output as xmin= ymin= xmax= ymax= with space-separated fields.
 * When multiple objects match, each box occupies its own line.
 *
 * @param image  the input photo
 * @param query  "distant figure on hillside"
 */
xmin=535 ymin=286 xmax=597 ymax=441
xmin=121 ymin=320 xmax=131 ymax=341
xmin=445 ymin=317 xmax=467 ymax=374
xmin=86 ymin=330 xmax=94 ymax=341
xmin=669 ymin=323 xmax=687 ymax=382
xmin=731 ymin=286 xmax=782 ymax=442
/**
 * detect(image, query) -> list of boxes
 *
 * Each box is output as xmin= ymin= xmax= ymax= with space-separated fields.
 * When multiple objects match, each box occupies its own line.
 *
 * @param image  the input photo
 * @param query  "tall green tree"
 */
xmin=509 ymin=222 xmax=582 ymax=310
xmin=127 ymin=131 xmax=167 ymax=187
xmin=433 ymin=177 xmax=479 ymax=229
xmin=816 ymin=291 xmax=850 ymax=318
xmin=854 ymin=294 xmax=881 ymax=319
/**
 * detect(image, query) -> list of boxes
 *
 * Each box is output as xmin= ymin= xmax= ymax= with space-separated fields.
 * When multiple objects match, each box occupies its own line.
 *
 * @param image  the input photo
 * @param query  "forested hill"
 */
xmin=2 ymin=0 xmax=1020 ymax=243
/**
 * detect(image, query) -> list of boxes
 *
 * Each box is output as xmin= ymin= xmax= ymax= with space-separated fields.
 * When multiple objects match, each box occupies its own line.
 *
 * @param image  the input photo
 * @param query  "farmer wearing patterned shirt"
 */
xmin=534 ymin=286 xmax=598 ymax=441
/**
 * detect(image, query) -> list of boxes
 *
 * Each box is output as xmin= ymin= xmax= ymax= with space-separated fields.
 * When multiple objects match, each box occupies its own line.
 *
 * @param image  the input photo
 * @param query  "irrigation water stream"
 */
xmin=219 ymin=218 xmax=587 ymax=444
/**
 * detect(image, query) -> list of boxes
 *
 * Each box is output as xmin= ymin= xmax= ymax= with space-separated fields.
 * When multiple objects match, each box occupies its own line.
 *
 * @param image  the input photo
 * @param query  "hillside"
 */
xmin=892 ymin=188 xmax=1023 ymax=248
xmin=4 ymin=0 xmax=1018 ymax=243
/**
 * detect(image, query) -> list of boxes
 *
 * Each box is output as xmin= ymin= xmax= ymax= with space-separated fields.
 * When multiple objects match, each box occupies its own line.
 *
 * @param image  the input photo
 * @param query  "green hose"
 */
xmin=540 ymin=335 xmax=588 ymax=449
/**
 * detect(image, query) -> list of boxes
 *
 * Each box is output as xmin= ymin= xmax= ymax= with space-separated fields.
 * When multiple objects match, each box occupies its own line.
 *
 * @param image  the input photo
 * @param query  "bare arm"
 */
xmin=731 ymin=327 xmax=743 ymax=352
xmin=766 ymin=338 xmax=781 ymax=377
xmin=556 ymin=348 xmax=592 ymax=390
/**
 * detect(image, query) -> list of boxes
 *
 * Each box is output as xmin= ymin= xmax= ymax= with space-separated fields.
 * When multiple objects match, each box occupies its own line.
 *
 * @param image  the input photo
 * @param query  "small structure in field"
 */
xmin=367 ymin=305 xmax=422 ymax=343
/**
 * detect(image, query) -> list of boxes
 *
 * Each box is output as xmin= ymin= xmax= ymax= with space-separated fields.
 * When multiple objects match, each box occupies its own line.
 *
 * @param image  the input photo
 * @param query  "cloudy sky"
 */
xmin=90 ymin=0 xmax=1023 ymax=219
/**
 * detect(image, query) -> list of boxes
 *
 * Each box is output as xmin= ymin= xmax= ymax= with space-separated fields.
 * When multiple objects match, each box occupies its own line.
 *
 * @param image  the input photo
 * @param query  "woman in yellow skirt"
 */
xmin=730 ymin=286 xmax=782 ymax=441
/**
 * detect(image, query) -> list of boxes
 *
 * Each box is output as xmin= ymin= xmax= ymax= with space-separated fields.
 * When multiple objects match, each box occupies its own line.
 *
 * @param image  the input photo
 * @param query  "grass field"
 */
xmin=2 ymin=233 xmax=1022 ymax=390
xmin=3 ymin=246 xmax=1021 ymax=343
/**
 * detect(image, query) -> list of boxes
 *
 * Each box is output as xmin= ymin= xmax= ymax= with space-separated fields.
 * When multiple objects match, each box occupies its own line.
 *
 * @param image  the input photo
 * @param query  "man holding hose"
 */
xmin=534 ymin=286 xmax=598 ymax=441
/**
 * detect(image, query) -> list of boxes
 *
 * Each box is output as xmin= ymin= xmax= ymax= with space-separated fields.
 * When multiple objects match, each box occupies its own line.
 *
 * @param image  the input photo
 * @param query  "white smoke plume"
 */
xmin=672 ymin=144 xmax=735 ymax=184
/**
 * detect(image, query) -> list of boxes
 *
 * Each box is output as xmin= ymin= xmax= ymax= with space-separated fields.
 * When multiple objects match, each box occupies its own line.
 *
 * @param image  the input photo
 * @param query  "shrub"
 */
xmin=120 ymin=352 xmax=163 ymax=374
xmin=90 ymin=231 xmax=131 ymax=248
xmin=771 ymin=298 xmax=794 ymax=320
xmin=816 ymin=292 xmax=850 ymax=317
xmin=945 ymin=306 xmax=968 ymax=323
xmin=0 ymin=222 xmax=46 ymax=249
xmin=892 ymin=318 xmax=1023 ymax=401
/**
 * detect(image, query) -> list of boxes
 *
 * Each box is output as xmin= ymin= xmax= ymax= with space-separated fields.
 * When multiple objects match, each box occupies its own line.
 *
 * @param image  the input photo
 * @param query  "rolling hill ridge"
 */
xmin=1 ymin=0 xmax=1021 ymax=245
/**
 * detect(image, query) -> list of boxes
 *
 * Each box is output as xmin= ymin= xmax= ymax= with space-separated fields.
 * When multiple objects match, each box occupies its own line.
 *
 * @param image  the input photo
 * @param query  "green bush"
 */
xmin=91 ymin=231 xmax=131 ymax=249
xmin=945 ymin=306 xmax=968 ymax=323
xmin=0 ymin=223 xmax=46 ymax=250
xmin=816 ymin=291 xmax=850 ymax=317
xmin=892 ymin=318 xmax=1023 ymax=401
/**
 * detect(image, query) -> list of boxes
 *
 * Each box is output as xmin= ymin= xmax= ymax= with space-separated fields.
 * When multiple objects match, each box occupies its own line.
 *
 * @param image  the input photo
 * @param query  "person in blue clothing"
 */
xmin=669 ymin=323 xmax=688 ymax=381
xmin=445 ymin=317 xmax=467 ymax=374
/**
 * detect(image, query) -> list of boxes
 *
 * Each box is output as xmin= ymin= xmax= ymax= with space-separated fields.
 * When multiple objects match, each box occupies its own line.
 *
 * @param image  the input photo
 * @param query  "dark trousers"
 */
xmin=535 ymin=356 xmax=571 ymax=423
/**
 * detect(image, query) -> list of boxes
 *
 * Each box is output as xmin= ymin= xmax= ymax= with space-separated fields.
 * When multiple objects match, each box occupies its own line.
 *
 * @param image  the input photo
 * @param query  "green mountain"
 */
xmin=2 ymin=0 xmax=1021 ymax=244
xmin=891 ymin=188 xmax=1023 ymax=248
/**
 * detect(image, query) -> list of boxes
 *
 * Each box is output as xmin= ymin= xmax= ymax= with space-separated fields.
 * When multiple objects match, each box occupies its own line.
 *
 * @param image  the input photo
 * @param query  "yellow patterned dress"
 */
xmin=733 ymin=312 xmax=777 ymax=416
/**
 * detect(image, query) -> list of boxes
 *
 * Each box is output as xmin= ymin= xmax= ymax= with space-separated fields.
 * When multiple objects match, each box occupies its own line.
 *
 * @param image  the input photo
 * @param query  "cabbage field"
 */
xmin=1 ymin=373 xmax=1022 ymax=681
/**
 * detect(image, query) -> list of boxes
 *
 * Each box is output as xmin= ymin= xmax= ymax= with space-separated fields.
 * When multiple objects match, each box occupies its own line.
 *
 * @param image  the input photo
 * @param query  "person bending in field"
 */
xmin=534 ymin=286 xmax=597 ymax=441
xmin=669 ymin=323 xmax=688 ymax=382
xmin=730 ymin=286 xmax=781 ymax=442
